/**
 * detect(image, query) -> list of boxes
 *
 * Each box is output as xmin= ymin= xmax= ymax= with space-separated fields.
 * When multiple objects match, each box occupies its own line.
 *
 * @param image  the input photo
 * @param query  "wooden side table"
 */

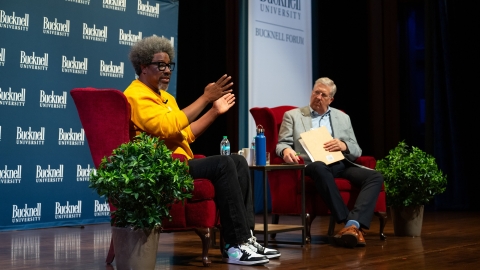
xmin=249 ymin=164 xmax=306 ymax=247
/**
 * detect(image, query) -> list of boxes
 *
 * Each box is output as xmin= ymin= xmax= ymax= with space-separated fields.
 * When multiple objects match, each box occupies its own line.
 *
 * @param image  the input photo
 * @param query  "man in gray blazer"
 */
xmin=276 ymin=77 xmax=384 ymax=248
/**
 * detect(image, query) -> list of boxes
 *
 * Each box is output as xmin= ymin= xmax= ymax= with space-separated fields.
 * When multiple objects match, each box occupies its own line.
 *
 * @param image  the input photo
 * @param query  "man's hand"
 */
xmin=204 ymin=74 xmax=233 ymax=102
xmin=324 ymin=138 xmax=347 ymax=152
xmin=212 ymin=93 xmax=235 ymax=115
xmin=282 ymin=148 xmax=300 ymax=164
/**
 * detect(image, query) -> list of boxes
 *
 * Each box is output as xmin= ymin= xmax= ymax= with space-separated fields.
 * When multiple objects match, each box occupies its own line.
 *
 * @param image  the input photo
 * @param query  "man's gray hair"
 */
xmin=314 ymin=77 xmax=337 ymax=97
xmin=129 ymin=36 xmax=175 ymax=76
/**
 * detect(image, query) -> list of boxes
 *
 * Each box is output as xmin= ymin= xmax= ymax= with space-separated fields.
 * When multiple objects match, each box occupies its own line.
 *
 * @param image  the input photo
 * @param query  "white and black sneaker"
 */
xmin=247 ymin=234 xmax=281 ymax=259
xmin=222 ymin=243 xmax=269 ymax=265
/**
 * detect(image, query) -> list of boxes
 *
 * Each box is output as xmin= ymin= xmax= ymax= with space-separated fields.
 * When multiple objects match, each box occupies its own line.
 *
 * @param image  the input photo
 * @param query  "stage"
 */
xmin=1 ymin=210 xmax=478 ymax=269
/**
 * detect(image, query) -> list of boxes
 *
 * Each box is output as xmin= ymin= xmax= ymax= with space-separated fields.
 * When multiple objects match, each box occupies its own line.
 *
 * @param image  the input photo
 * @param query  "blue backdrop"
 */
xmin=0 ymin=0 xmax=179 ymax=231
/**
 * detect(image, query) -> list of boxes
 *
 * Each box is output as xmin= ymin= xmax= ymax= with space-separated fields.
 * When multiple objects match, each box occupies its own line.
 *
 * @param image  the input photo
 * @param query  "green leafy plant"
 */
xmin=375 ymin=141 xmax=447 ymax=207
xmin=89 ymin=132 xmax=194 ymax=230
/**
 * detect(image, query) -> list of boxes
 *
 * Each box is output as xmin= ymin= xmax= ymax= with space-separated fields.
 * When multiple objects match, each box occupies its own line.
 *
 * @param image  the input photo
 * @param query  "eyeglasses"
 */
xmin=313 ymin=90 xmax=331 ymax=99
xmin=150 ymin=61 xmax=175 ymax=71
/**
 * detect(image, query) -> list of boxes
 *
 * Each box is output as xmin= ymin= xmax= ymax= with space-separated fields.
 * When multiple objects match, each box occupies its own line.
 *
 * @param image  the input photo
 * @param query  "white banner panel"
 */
xmin=248 ymin=0 xmax=312 ymax=140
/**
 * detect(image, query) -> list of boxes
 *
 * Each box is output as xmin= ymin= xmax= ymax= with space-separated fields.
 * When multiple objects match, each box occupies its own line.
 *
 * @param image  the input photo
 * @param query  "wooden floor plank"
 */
xmin=0 ymin=211 xmax=479 ymax=269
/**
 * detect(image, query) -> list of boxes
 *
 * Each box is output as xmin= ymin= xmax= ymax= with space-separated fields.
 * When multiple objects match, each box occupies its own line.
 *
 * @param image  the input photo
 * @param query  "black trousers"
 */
xmin=188 ymin=154 xmax=254 ymax=244
xmin=305 ymin=160 xmax=384 ymax=229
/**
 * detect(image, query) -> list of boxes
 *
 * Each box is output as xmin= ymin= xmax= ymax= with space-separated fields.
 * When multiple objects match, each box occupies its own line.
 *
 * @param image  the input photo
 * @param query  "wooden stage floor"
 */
xmin=1 ymin=210 xmax=479 ymax=269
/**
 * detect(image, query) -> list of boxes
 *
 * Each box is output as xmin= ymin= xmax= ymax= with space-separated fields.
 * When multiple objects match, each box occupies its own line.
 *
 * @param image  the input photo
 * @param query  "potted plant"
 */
xmin=89 ymin=132 xmax=194 ymax=269
xmin=375 ymin=141 xmax=447 ymax=236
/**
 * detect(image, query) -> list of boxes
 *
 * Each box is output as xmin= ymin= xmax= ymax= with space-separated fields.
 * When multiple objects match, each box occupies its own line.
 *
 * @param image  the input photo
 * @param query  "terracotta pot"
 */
xmin=390 ymin=205 xmax=424 ymax=237
xmin=111 ymin=226 xmax=160 ymax=270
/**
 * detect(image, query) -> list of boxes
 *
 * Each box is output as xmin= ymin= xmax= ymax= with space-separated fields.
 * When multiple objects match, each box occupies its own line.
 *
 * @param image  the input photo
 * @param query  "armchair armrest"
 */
xmin=270 ymin=154 xmax=306 ymax=165
xmin=354 ymin=156 xmax=376 ymax=169
xmin=172 ymin=153 xmax=188 ymax=162
xmin=273 ymin=153 xmax=372 ymax=168
xmin=271 ymin=155 xmax=285 ymax=165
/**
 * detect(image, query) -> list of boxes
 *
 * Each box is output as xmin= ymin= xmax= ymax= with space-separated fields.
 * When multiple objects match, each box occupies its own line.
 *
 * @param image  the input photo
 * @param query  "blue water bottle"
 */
xmin=255 ymin=125 xmax=266 ymax=166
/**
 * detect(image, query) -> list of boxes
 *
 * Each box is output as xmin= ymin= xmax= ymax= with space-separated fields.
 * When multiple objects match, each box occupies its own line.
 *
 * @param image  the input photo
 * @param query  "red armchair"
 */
xmin=250 ymin=106 xmax=387 ymax=242
xmin=70 ymin=87 xmax=219 ymax=266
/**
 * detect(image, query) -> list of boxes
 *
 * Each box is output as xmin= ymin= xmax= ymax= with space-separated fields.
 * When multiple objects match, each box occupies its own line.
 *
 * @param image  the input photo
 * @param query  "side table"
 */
xmin=249 ymin=164 xmax=306 ymax=247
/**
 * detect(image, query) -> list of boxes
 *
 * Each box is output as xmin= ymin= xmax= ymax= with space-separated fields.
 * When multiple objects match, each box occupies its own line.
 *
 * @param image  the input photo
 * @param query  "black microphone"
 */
xmin=163 ymin=99 xmax=168 ymax=104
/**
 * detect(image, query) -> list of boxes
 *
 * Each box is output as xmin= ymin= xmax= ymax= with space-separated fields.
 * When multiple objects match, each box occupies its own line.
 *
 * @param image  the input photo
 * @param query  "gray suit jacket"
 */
xmin=276 ymin=106 xmax=362 ymax=164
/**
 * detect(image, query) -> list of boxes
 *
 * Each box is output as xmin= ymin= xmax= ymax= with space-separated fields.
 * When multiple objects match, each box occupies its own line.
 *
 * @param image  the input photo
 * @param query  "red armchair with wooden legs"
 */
xmin=70 ymin=87 xmax=219 ymax=266
xmin=249 ymin=106 xmax=387 ymax=242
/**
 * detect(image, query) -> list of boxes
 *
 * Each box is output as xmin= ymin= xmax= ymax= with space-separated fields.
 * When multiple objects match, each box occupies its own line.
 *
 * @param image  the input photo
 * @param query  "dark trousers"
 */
xmin=188 ymin=154 xmax=254 ymax=244
xmin=305 ymin=160 xmax=383 ymax=229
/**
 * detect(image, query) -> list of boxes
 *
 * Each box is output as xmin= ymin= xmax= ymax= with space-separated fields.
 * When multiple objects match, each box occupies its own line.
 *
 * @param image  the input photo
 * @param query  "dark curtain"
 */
xmin=176 ymin=0 xmax=239 ymax=156
xmin=361 ymin=0 xmax=479 ymax=210
xmin=431 ymin=0 xmax=478 ymax=210
xmin=362 ymin=0 xmax=478 ymax=210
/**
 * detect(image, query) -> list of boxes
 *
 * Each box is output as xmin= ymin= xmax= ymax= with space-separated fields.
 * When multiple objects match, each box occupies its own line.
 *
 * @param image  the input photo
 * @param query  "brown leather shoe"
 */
xmin=333 ymin=225 xmax=361 ymax=248
xmin=357 ymin=228 xmax=366 ymax=247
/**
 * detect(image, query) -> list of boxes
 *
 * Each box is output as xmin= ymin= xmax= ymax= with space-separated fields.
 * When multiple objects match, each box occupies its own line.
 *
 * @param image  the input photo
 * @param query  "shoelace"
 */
xmin=249 ymin=236 xmax=263 ymax=249
xmin=240 ymin=244 xmax=256 ymax=255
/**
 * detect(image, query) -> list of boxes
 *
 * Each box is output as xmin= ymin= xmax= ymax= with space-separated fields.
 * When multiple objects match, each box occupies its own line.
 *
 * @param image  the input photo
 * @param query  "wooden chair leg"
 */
xmin=305 ymin=213 xmax=312 ymax=243
xmin=374 ymin=211 xmax=387 ymax=240
xmin=211 ymin=227 xmax=217 ymax=248
xmin=194 ymin=228 xmax=212 ymax=267
xmin=105 ymin=237 xmax=115 ymax=264
xmin=328 ymin=215 xmax=336 ymax=237
xmin=219 ymin=227 xmax=225 ymax=257
xmin=270 ymin=214 xmax=280 ymax=239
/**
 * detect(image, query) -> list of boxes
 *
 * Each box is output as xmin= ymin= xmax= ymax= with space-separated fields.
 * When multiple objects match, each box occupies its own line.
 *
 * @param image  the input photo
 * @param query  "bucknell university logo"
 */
xmin=99 ymin=60 xmax=124 ymax=78
xmin=55 ymin=201 xmax=82 ymax=219
xmin=103 ymin=0 xmax=126 ymax=12
xmin=36 ymin=164 xmax=64 ymax=183
xmin=65 ymin=0 xmax=91 ymax=5
xmin=76 ymin=164 xmax=95 ymax=182
xmin=62 ymin=55 xmax=88 ymax=75
xmin=16 ymin=126 xmax=45 ymax=145
xmin=0 ymin=10 xmax=29 ymax=31
xmin=0 ymin=47 xmax=5 ymax=66
xmin=19 ymin=51 xmax=48 ymax=71
xmin=1 ymin=165 xmax=22 ymax=184
xmin=0 ymin=87 xmax=26 ymax=107
xmin=39 ymin=90 xmax=67 ymax=109
xmin=82 ymin=23 xmax=107 ymax=42
xmin=58 ymin=128 xmax=85 ymax=145
xmin=12 ymin=203 xmax=41 ymax=223
xmin=119 ymin=29 xmax=142 ymax=46
xmin=94 ymin=200 xmax=110 ymax=217
xmin=137 ymin=0 xmax=160 ymax=18
xmin=43 ymin=17 xmax=70 ymax=37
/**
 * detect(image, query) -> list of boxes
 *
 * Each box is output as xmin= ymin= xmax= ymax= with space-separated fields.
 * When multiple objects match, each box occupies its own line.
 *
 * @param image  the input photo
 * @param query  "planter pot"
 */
xmin=390 ymin=205 xmax=424 ymax=237
xmin=111 ymin=226 xmax=161 ymax=270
